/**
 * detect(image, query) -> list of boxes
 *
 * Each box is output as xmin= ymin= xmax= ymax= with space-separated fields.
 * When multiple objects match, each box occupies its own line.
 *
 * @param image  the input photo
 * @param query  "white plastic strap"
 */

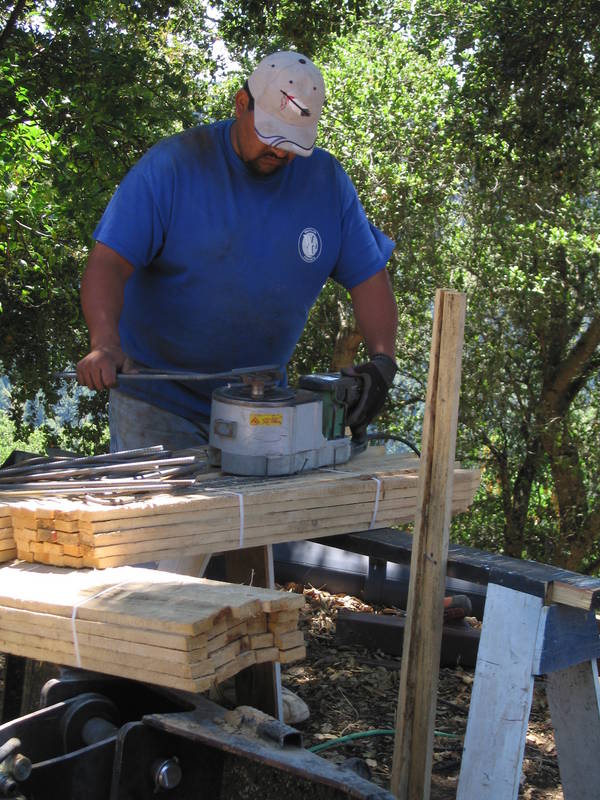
xmin=197 ymin=553 xmax=212 ymax=578
xmin=221 ymin=491 xmax=245 ymax=548
xmin=319 ymin=468 xmax=382 ymax=529
xmin=71 ymin=581 xmax=129 ymax=667
xmin=369 ymin=477 xmax=382 ymax=530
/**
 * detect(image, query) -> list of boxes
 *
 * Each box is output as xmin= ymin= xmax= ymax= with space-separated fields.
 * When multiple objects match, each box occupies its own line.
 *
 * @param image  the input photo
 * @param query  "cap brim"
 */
xmin=253 ymin=105 xmax=317 ymax=157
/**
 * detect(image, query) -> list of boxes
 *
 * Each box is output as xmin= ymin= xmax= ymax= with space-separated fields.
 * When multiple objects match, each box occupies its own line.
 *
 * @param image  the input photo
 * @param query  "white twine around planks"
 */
xmin=70 ymin=581 xmax=130 ymax=667
xmin=219 ymin=491 xmax=245 ymax=548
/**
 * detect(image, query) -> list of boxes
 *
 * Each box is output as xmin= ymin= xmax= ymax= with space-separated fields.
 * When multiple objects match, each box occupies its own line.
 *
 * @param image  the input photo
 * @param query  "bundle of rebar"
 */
xmin=0 ymin=446 xmax=209 ymax=498
xmin=0 ymin=446 xmax=214 ymax=564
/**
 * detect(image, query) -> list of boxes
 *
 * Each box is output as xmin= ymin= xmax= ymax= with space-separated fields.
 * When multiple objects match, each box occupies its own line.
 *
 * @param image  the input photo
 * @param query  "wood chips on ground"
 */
xmin=281 ymin=584 xmax=563 ymax=800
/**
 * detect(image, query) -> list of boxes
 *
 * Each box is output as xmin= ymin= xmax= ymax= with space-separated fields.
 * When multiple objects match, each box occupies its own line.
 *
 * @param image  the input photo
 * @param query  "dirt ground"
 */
xmin=282 ymin=583 xmax=563 ymax=800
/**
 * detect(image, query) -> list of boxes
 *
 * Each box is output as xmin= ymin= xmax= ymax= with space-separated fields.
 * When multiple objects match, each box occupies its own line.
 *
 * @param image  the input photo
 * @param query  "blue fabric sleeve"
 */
xmin=93 ymin=149 xmax=172 ymax=269
xmin=330 ymin=162 xmax=395 ymax=290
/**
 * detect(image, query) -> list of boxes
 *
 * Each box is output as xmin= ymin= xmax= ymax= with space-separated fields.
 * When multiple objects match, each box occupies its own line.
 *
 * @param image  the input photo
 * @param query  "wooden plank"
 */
xmin=48 ymin=452 xmax=422 ymax=520
xmin=249 ymin=632 xmax=275 ymax=649
xmin=0 ymin=564 xmax=304 ymax=633
xmin=456 ymin=584 xmax=543 ymax=800
xmin=247 ymin=617 xmax=268 ymax=635
xmin=0 ymin=636 xmax=214 ymax=693
xmin=77 ymin=499 xmax=446 ymax=556
xmin=75 ymin=478 xmax=420 ymax=532
xmin=0 ymin=603 xmax=203 ymax=651
xmin=76 ymin=482 xmax=468 ymax=537
xmin=546 ymin=660 xmax=600 ymax=800
xmin=0 ymin=628 xmax=214 ymax=680
xmin=272 ymin=630 xmax=305 ymax=649
xmin=1 ymin=453 xmax=480 ymax=572
xmin=74 ymin=497 xmax=474 ymax=570
xmin=7 ymin=490 xmax=476 ymax=548
xmin=0 ymin=611 xmax=209 ymax=664
xmin=391 ymin=289 xmax=466 ymax=800
xmin=81 ymin=495 xmax=427 ymax=546
xmin=545 ymin=580 xmax=599 ymax=611
xmin=2 ymin=455 xmax=474 ymax=526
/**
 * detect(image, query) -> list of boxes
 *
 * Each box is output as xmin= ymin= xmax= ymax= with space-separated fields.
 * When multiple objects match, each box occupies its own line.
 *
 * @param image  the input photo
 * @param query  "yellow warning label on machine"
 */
xmin=249 ymin=413 xmax=283 ymax=426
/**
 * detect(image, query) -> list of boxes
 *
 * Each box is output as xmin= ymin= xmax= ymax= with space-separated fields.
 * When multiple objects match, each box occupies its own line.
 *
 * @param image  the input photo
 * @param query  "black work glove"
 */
xmin=342 ymin=353 xmax=398 ymax=448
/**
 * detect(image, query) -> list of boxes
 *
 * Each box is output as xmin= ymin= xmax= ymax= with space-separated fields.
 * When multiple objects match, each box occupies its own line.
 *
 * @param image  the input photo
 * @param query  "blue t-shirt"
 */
xmin=93 ymin=119 xmax=395 ymax=421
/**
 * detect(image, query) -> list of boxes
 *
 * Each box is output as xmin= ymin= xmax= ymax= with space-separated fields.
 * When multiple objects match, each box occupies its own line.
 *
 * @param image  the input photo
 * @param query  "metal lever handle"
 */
xmin=56 ymin=364 xmax=281 ymax=382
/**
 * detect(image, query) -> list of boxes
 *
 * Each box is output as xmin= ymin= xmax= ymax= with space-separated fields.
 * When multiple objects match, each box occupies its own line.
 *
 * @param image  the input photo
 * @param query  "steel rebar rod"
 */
xmin=0 ymin=456 xmax=198 ymax=484
xmin=0 ymin=446 xmax=169 ymax=479
xmin=0 ymin=479 xmax=195 ymax=497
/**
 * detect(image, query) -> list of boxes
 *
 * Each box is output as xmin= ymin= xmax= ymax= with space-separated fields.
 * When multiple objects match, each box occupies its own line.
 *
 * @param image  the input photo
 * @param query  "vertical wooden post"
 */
xmin=390 ymin=289 xmax=466 ymax=800
xmin=224 ymin=544 xmax=283 ymax=721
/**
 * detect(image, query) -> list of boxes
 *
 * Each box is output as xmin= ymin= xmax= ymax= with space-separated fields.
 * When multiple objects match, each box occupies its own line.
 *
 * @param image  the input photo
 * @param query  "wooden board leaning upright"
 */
xmin=390 ymin=289 xmax=467 ymax=800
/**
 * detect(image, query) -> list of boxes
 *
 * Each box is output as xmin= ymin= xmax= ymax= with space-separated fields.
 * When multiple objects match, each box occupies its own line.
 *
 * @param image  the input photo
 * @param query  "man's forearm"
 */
xmin=81 ymin=243 xmax=134 ymax=349
xmin=350 ymin=269 xmax=398 ymax=357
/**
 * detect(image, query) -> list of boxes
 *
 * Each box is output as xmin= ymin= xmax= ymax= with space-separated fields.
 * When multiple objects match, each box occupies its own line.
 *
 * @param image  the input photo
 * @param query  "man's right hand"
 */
xmin=77 ymin=345 xmax=130 ymax=391
xmin=77 ymin=242 xmax=136 ymax=391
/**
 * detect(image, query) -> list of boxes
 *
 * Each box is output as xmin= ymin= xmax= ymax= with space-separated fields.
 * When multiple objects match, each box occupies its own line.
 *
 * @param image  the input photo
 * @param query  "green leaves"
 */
xmin=0 ymin=0 xmax=215 ymax=448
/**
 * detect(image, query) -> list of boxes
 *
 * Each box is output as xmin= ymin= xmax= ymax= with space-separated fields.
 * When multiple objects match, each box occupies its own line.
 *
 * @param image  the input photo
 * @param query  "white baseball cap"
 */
xmin=247 ymin=52 xmax=325 ymax=157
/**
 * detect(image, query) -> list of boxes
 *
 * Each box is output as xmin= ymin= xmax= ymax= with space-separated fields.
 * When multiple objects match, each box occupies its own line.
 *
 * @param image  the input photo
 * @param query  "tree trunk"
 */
xmin=331 ymin=319 xmax=363 ymax=370
xmin=541 ymin=419 xmax=596 ymax=571
xmin=0 ymin=0 xmax=29 ymax=53
xmin=503 ymin=437 xmax=543 ymax=558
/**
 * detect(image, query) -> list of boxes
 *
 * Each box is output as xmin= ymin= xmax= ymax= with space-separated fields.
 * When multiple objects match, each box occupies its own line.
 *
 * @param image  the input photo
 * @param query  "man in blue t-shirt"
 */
xmin=76 ymin=51 xmax=398 ymax=452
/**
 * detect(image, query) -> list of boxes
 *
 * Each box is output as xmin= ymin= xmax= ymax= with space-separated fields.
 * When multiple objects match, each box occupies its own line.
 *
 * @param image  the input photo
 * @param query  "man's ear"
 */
xmin=234 ymin=89 xmax=250 ymax=118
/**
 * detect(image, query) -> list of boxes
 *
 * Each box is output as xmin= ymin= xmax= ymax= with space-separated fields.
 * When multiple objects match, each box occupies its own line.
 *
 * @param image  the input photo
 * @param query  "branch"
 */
xmin=542 ymin=313 xmax=600 ymax=413
xmin=0 ymin=0 xmax=29 ymax=53
xmin=14 ymin=218 xmax=52 ymax=238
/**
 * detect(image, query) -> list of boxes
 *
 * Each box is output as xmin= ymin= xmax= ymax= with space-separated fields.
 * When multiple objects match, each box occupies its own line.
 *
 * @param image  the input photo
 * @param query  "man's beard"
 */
xmin=244 ymin=152 xmax=289 ymax=176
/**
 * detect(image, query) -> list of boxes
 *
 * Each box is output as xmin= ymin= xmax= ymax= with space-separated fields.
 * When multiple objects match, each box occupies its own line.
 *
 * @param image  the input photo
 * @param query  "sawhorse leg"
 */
xmin=457 ymin=583 xmax=541 ymax=800
xmin=546 ymin=659 xmax=600 ymax=797
xmin=224 ymin=544 xmax=283 ymax=722
xmin=457 ymin=583 xmax=600 ymax=800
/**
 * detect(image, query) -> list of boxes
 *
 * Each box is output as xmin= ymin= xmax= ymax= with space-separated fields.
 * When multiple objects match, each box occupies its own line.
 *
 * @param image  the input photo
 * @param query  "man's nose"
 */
xmin=269 ymin=146 xmax=289 ymax=159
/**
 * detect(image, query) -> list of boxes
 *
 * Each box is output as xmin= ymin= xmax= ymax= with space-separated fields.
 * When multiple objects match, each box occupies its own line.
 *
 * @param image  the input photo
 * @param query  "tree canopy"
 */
xmin=1 ymin=0 xmax=600 ymax=570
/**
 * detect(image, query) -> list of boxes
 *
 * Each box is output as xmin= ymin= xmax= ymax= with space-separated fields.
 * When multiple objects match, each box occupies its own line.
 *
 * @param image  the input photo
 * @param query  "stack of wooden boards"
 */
xmin=0 ymin=505 xmax=15 ymax=563
xmin=3 ymin=453 xmax=481 ymax=569
xmin=0 ymin=563 xmax=306 ymax=693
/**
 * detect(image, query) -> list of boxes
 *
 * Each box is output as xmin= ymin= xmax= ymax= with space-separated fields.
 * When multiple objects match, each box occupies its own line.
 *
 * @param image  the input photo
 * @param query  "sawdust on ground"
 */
xmin=281 ymin=583 xmax=563 ymax=800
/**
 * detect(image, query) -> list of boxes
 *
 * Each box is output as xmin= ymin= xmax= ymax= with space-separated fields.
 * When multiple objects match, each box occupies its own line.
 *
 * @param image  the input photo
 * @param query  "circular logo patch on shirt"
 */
xmin=298 ymin=228 xmax=322 ymax=263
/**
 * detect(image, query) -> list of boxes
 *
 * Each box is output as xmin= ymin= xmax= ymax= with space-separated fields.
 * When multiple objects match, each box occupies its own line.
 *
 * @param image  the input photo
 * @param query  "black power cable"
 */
xmin=366 ymin=431 xmax=421 ymax=457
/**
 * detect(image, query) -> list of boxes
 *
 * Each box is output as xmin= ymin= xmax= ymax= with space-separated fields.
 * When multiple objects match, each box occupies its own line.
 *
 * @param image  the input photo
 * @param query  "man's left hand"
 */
xmin=343 ymin=353 xmax=398 ymax=445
